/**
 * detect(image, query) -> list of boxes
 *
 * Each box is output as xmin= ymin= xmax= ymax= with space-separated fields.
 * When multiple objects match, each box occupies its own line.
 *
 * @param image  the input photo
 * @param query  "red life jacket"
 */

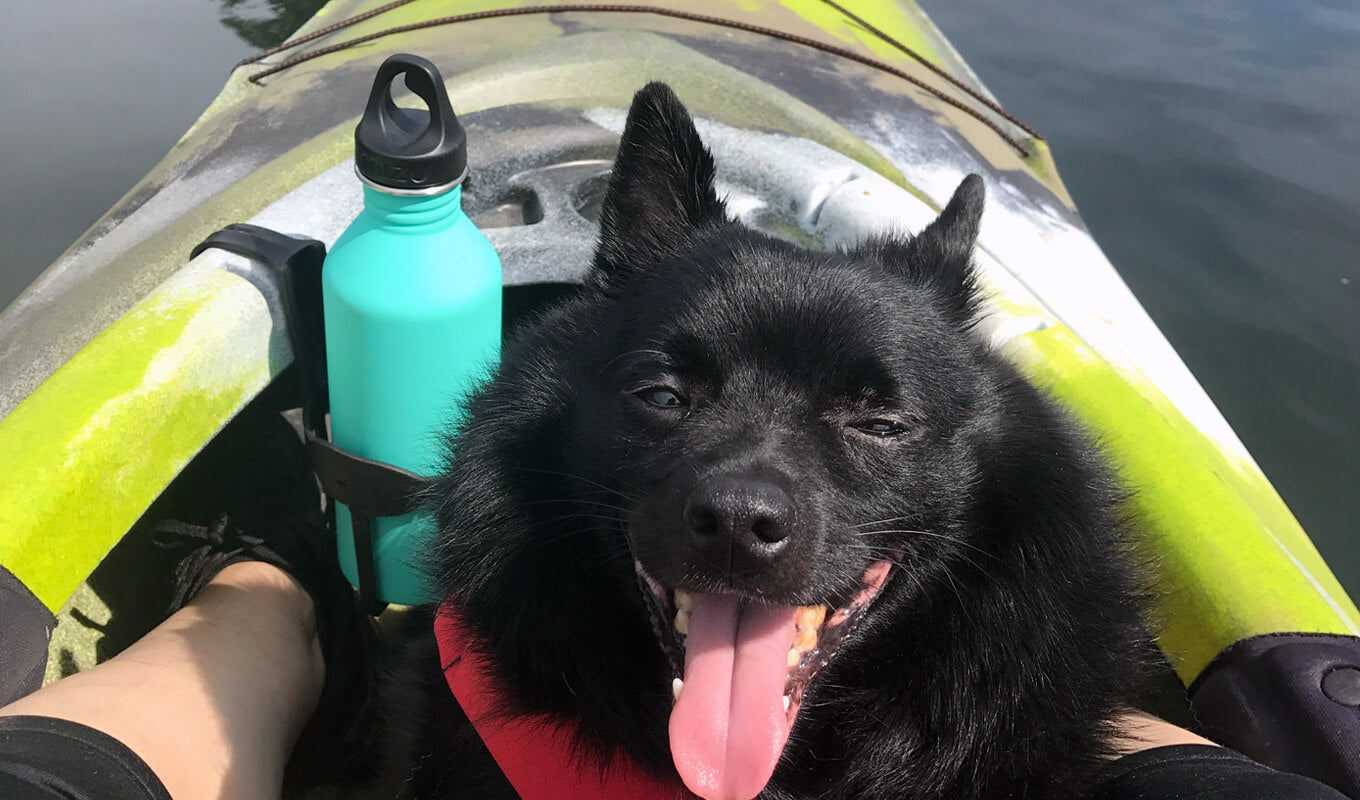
xmin=434 ymin=603 xmax=692 ymax=799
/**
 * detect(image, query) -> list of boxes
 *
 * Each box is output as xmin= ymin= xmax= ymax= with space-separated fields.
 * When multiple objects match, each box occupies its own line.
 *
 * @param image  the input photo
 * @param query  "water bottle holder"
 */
xmin=193 ymin=224 xmax=426 ymax=615
xmin=306 ymin=436 xmax=426 ymax=615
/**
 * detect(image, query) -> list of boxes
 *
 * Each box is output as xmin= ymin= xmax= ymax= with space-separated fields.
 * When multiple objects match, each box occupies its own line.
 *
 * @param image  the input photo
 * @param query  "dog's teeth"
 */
xmin=672 ymin=678 xmax=684 ymax=701
xmin=674 ymin=588 xmax=694 ymax=613
xmin=783 ymin=695 xmax=791 ymax=712
xmin=794 ymin=626 xmax=818 ymax=652
xmin=674 ymin=609 xmax=690 ymax=635
xmin=787 ymin=648 xmax=801 ymax=668
xmin=796 ymin=605 xmax=827 ymax=631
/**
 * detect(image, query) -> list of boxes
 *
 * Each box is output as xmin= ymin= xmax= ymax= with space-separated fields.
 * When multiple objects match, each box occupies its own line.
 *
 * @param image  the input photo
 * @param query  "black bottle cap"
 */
xmin=354 ymin=54 xmax=467 ymax=193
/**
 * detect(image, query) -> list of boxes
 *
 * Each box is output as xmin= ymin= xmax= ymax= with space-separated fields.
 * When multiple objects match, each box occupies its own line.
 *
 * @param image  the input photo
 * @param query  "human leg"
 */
xmin=1 ymin=561 xmax=322 ymax=800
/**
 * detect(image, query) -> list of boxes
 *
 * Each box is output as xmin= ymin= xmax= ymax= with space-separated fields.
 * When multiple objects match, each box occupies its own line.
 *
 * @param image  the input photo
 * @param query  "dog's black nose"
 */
xmin=684 ymin=475 xmax=793 ymax=567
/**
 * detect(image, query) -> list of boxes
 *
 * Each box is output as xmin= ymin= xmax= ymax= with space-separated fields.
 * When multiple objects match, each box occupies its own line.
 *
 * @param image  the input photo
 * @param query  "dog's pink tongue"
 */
xmin=669 ymin=594 xmax=799 ymax=800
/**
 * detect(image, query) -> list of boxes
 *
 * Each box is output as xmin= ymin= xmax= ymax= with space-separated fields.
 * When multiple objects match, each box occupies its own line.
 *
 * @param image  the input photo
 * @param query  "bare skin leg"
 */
xmin=0 ymin=562 xmax=323 ymax=800
xmin=1110 ymin=710 xmax=1218 ymax=755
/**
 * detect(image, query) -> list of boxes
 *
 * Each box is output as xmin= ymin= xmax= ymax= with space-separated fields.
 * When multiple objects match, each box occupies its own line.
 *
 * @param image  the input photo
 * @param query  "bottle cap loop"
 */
xmin=354 ymin=54 xmax=467 ymax=192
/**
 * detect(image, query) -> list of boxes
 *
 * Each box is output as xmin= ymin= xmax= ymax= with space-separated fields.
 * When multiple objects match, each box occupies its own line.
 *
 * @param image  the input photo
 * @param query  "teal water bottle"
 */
xmin=323 ymin=54 xmax=502 ymax=605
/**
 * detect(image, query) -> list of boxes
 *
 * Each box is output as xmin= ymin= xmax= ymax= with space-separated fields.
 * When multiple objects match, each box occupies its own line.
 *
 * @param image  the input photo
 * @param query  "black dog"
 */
xmin=403 ymin=83 xmax=1150 ymax=800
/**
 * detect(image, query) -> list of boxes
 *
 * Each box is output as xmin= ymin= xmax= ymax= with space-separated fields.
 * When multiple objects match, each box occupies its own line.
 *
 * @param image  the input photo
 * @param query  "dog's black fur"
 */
xmin=402 ymin=83 xmax=1151 ymax=800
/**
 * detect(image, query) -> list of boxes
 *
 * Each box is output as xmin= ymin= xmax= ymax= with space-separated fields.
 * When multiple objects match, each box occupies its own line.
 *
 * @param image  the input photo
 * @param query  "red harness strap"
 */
xmin=434 ymin=603 xmax=691 ymax=799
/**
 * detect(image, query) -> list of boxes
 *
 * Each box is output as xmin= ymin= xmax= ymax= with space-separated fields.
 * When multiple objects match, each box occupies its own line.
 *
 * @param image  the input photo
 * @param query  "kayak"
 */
xmin=1 ymin=0 xmax=1355 ymax=790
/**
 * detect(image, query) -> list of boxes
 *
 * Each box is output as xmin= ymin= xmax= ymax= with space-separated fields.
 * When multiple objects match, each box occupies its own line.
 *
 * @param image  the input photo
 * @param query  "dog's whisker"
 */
xmin=523 ymin=498 xmax=634 ymax=516
xmin=938 ymin=563 xmax=978 ymax=630
xmin=511 ymin=467 xmax=640 ymax=501
xmin=855 ymin=529 xmax=1001 ymax=564
xmin=526 ymin=516 xmax=624 ymax=535
xmin=837 ymin=539 xmax=1003 ymax=590
xmin=848 ymin=515 xmax=919 ymax=530
xmin=531 ymin=527 xmax=631 ymax=552
xmin=529 ymin=514 xmax=626 ymax=531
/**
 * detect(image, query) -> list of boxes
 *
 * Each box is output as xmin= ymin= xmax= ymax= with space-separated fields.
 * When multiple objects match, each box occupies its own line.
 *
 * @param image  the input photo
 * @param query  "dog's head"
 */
xmin=562 ymin=83 xmax=991 ymax=799
xmin=592 ymin=82 xmax=987 ymax=589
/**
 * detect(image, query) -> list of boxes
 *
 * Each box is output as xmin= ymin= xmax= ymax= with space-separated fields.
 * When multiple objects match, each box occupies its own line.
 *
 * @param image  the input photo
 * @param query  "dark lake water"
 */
xmin=1 ymin=1 xmax=1356 ymax=593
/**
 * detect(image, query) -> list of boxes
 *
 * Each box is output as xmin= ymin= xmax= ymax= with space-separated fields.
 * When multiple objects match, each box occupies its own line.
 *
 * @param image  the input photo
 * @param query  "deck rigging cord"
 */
xmin=813 ymin=0 xmax=1039 ymax=140
xmin=235 ymin=2 xmax=1042 ymax=157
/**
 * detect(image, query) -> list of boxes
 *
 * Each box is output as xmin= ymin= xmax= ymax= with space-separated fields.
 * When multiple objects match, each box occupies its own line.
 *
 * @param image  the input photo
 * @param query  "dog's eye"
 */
xmin=851 ymin=418 xmax=907 ymax=438
xmin=636 ymin=387 xmax=687 ymax=409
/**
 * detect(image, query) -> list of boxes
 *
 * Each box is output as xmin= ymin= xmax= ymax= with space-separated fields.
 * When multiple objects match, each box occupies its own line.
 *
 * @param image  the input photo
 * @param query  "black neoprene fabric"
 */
xmin=0 ymin=565 xmax=53 ymax=707
xmin=1190 ymin=633 xmax=1360 ymax=797
xmin=1087 ymin=744 xmax=1351 ymax=799
xmin=0 ymin=716 xmax=171 ymax=800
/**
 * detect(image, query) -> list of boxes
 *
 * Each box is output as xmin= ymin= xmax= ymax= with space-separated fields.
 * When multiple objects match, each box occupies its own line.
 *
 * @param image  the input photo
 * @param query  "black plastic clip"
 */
xmin=192 ymin=223 xmax=427 ymax=616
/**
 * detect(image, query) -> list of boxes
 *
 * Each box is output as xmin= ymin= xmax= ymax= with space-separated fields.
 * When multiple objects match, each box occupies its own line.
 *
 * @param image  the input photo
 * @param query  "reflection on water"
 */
xmin=0 ymin=0 xmax=331 ymax=308
xmin=216 ymin=0 xmax=330 ymax=49
xmin=922 ymin=0 xmax=1360 ymax=592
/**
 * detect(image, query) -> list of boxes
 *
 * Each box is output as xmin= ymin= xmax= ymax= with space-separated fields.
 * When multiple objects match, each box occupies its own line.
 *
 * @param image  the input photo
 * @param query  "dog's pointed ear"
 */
xmin=590 ymin=83 xmax=727 ymax=288
xmin=879 ymin=174 xmax=985 ymax=323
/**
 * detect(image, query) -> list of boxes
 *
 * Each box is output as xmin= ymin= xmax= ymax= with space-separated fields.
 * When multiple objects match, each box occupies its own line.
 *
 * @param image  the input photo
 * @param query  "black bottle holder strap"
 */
xmin=193 ymin=224 xmax=427 ymax=615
